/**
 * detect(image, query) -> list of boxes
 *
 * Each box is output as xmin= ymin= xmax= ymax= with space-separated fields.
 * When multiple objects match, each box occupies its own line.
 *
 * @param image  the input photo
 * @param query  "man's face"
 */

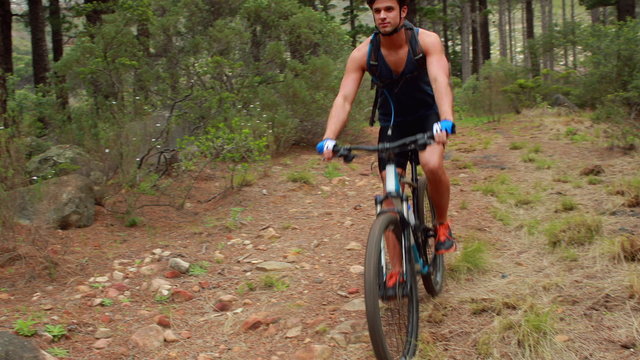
xmin=371 ymin=0 xmax=407 ymax=35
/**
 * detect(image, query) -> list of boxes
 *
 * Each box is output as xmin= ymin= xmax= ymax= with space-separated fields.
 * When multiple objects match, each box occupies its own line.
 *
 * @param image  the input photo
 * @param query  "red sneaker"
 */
xmin=435 ymin=222 xmax=457 ymax=255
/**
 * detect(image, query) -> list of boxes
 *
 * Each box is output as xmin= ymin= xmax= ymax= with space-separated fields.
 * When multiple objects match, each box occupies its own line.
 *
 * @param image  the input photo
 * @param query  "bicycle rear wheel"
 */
xmin=364 ymin=213 xmax=419 ymax=360
xmin=417 ymin=177 xmax=444 ymax=297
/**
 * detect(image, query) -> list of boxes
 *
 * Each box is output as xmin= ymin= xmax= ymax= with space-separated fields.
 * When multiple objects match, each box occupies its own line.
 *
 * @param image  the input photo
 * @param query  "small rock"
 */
xmin=259 ymin=227 xmax=281 ymax=239
xmin=349 ymin=265 xmax=364 ymax=274
xmin=329 ymin=332 xmax=348 ymax=347
xmin=94 ymin=276 xmax=109 ymax=282
xmin=342 ymin=298 xmax=366 ymax=311
xmin=215 ymin=302 xmax=232 ymax=312
xmin=241 ymin=312 xmax=279 ymax=331
xmin=164 ymin=270 xmax=182 ymax=279
xmin=214 ymin=251 xmax=225 ymax=262
xmin=293 ymin=344 xmax=333 ymax=360
xmin=345 ymin=242 xmax=362 ymax=250
xmin=218 ymin=294 xmax=239 ymax=303
xmin=180 ymin=331 xmax=192 ymax=339
xmin=90 ymin=298 xmax=103 ymax=307
xmin=140 ymin=264 xmax=161 ymax=276
xmin=555 ymin=334 xmax=571 ymax=342
xmin=152 ymin=248 xmax=163 ymax=255
xmin=347 ymin=288 xmax=360 ymax=295
xmin=171 ymin=289 xmax=195 ymax=302
xmin=76 ymin=285 xmax=92 ymax=293
xmin=130 ymin=325 xmax=165 ymax=350
xmin=285 ymin=326 xmax=302 ymax=338
xmin=256 ymin=261 xmax=294 ymax=272
xmin=92 ymin=338 xmax=112 ymax=350
xmin=169 ymin=258 xmax=191 ymax=273
xmin=112 ymin=271 xmax=124 ymax=281
xmin=343 ymin=221 xmax=353 ymax=227
xmin=105 ymin=288 xmax=120 ymax=298
xmin=94 ymin=328 xmax=113 ymax=339
xmin=99 ymin=314 xmax=112 ymax=324
xmin=110 ymin=283 xmax=129 ymax=292
xmin=149 ymin=278 xmax=172 ymax=292
xmin=155 ymin=315 xmax=171 ymax=328
xmin=164 ymin=329 xmax=179 ymax=343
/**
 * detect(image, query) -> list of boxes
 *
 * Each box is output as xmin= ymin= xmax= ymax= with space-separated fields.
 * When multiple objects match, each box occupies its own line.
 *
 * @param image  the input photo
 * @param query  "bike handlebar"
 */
xmin=333 ymin=132 xmax=435 ymax=163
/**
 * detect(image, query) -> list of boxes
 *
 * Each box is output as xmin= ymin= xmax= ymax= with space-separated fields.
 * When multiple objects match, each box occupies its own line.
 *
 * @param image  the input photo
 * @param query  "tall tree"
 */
xmin=49 ymin=0 xmax=69 ymax=112
xmin=341 ymin=0 xmax=368 ymax=47
xmin=461 ymin=0 xmax=472 ymax=81
xmin=84 ymin=0 xmax=112 ymax=28
xmin=498 ymin=0 xmax=508 ymax=58
xmin=616 ymin=0 xmax=636 ymax=20
xmin=28 ymin=0 xmax=50 ymax=89
xmin=470 ymin=0 xmax=480 ymax=74
xmin=442 ymin=0 xmax=450 ymax=59
xmin=524 ymin=0 xmax=539 ymax=77
xmin=478 ymin=0 xmax=491 ymax=62
xmin=0 ymin=0 xmax=12 ymax=129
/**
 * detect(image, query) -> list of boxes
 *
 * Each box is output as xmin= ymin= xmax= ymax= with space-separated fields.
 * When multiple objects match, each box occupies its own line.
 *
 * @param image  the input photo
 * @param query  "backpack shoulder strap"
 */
xmin=367 ymin=32 xmax=381 ymax=126
xmin=404 ymin=21 xmax=426 ymax=71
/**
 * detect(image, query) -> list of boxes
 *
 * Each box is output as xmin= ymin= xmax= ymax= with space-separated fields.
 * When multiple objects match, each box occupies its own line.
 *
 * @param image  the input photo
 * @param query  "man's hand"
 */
xmin=316 ymin=139 xmax=336 ymax=160
xmin=433 ymin=119 xmax=456 ymax=145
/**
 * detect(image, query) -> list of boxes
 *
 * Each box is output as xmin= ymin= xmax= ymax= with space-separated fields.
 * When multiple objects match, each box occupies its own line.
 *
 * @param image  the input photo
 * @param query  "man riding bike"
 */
xmin=317 ymin=0 xmax=457 ymax=289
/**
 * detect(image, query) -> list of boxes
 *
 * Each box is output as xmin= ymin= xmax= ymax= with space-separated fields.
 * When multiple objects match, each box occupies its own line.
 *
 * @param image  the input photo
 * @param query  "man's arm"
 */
xmin=321 ymin=41 xmax=368 ymax=158
xmin=420 ymin=30 xmax=454 ymax=122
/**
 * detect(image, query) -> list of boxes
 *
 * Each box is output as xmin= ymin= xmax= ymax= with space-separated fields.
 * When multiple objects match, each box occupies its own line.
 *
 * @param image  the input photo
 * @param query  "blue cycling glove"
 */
xmin=316 ymin=138 xmax=336 ymax=154
xmin=433 ymin=119 xmax=456 ymax=135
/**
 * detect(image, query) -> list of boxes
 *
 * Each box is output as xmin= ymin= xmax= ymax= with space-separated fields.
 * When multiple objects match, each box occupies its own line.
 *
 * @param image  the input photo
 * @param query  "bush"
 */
xmin=545 ymin=214 xmax=603 ymax=248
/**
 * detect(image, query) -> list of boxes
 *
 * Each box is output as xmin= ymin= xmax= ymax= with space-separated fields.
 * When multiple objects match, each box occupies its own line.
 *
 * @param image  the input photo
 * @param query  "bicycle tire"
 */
xmin=364 ymin=213 xmax=419 ymax=360
xmin=416 ymin=177 xmax=445 ymax=297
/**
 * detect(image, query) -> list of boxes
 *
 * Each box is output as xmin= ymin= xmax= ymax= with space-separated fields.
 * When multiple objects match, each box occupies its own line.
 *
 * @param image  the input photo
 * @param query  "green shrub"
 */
xmin=545 ymin=214 xmax=603 ymax=248
xmin=449 ymin=241 xmax=489 ymax=278
xmin=287 ymin=170 xmax=314 ymax=184
xmin=13 ymin=318 xmax=38 ymax=337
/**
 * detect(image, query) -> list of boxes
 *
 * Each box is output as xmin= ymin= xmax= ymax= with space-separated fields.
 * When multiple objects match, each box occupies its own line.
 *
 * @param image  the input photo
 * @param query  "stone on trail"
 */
xmin=0 ymin=331 xmax=44 ymax=360
xmin=92 ymin=338 xmax=112 ymax=350
xmin=342 ymin=298 xmax=366 ymax=311
xmin=169 ymin=258 xmax=191 ymax=273
xmin=256 ymin=261 xmax=294 ymax=272
xmin=130 ymin=325 xmax=165 ymax=350
xmin=259 ymin=227 xmax=281 ymax=239
xmin=345 ymin=242 xmax=362 ymax=250
xmin=292 ymin=344 xmax=334 ymax=360
xmin=349 ymin=265 xmax=364 ymax=274
xmin=94 ymin=328 xmax=113 ymax=339
xmin=285 ymin=326 xmax=302 ymax=338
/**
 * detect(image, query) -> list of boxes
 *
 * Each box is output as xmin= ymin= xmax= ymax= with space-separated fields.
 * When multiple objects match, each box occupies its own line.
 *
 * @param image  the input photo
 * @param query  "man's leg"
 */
xmin=419 ymin=144 xmax=456 ymax=253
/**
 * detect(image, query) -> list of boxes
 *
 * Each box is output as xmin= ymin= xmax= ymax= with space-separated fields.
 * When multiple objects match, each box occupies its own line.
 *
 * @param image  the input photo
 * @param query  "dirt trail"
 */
xmin=1 ymin=109 xmax=639 ymax=360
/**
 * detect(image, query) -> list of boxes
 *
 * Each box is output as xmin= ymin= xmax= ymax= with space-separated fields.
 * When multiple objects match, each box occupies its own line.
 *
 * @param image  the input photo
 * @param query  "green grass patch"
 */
xmin=509 ymin=141 xmax=526 ymax=150
xmin=13 ymin=318 xmax=38 ymax=337
xmin=586 ymin=176 xmax=603 ymax=185
xmin=449 ymin=240 xmax=489 ymax=278
xmin=558 ymin=197 xmax=578 ymax=212
xmin=261 ymin=275 xmax=289 ymax=291
xmin=490 ymin=206 xmax=513 ymax=226
xmin=545 ymin=214 xmax=603 ymax=248
xmin=188 ymin=261 xmax=210 ymax=276
xmin=513 ymin=304 xmax=557 ymax=358
xmin=323 ymin=162 xmax=343 ymax=179
xmin=46 ymin=347 xmax=70 ymax=358
xmin=286 ymin=170 xmax=314 ymax=184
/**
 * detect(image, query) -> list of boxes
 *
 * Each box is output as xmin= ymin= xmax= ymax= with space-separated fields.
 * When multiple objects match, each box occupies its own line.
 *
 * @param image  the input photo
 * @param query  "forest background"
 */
xmin=0 ymin=0 xmax=638 ymax=226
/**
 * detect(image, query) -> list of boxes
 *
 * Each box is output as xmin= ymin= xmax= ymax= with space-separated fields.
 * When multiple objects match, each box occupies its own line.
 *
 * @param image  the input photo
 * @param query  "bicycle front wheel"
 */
xmin=364 ymin=213 xmax=419 ymax=360
xmin=417 ymin=177 xmax=444 ymax=297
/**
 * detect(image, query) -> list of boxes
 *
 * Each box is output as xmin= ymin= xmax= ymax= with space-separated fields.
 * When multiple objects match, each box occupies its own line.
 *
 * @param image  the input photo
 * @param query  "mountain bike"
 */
xmin=333 ymin=132 xmax=445 ymax=360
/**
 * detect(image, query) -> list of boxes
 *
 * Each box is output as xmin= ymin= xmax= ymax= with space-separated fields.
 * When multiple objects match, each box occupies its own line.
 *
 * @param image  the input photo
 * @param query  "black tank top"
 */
xmin=371 ymin=32 xmax=439 ymax=127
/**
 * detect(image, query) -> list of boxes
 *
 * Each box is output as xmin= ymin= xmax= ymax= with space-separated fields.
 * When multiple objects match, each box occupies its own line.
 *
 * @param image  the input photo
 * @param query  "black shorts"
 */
xmin=377 ymin=112 xmax=439 ymax=173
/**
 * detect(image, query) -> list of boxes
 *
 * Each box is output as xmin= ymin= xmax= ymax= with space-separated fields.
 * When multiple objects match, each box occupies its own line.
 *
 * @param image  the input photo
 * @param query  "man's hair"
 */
xmin=366 ymin=0 xmax=408 ymax=8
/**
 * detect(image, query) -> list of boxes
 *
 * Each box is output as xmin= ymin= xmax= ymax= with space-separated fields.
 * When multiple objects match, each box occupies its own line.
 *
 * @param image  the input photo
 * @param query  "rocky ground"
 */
xmin=0 ymin=108 xmax=639 ymax=360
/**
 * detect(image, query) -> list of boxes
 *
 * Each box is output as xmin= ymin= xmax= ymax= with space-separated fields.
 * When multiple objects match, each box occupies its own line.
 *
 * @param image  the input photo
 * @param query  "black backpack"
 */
xmin=366 ymin=20 xmax=427 ymax=126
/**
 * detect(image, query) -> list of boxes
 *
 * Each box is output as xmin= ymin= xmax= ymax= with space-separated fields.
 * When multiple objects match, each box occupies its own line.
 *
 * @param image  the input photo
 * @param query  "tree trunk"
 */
xmin=461 ymin=0 xmax=472 ymax=82
xmin=562 ymin=0 xmax=568 ymax=68
xmin=571 ymin=0 xmax=577 ymax=69
xmin=508 ymin=0 xmax=515 ymax=64
xmin=617 ymin=0 xmax=636 ymax=21
xmin=28 ymin=0 xmax=49 ymax=88
xmin=407 ymin=0 xmax=417 ymax=23
xmin=525 ymin=0 xmax=539 ymax=77
xmin=478 ymin=0 xmax=491 ymax=62
xmin=28 ymin=0 xmax=50 ymax=131
xmin=471 ymin=0 xmax=480 ymax=74
xmin=443 ymin=0 xmax=450 ymax=60
xmin=0 ymin=0 xmax=11 ymax=129
xmin=85 ymin=0 xmax=111 ymax=27
xmin=540 ymin=0 xmax=553 ymax=73
xmin=498 ymin=0 xmax=508 ymax=58
xmin=49 ymin=0 xmax=69 ymax=113
xmin=348 ymin=0 xmax=357 ymax=48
